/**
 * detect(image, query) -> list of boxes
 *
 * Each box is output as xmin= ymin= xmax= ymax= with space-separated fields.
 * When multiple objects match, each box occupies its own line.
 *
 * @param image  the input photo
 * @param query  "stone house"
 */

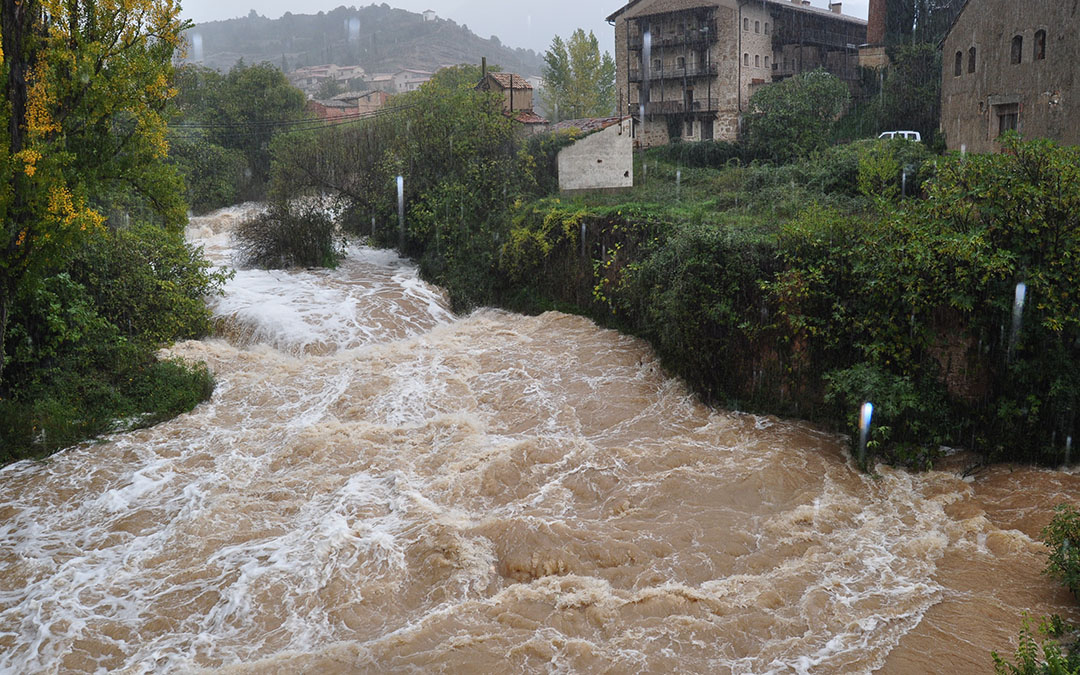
xmin=550 ymin=116 xmax=634 ymax=194
xmin=606 ymin=0 xmax=866 ymax=147
xmin=476 ymin=72 xmax=535 ymax=114
xmin=353 ymin=89 xmax=392 ymax=114
xmin=476 ymin=71 xmax=549 ymax=133
xmin=940 ymin=0 xmax=1078 ymax=154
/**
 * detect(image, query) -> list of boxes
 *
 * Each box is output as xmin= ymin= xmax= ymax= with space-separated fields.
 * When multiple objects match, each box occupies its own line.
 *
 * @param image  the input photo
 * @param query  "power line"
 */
xmin=168 ymin=101 xmax=418 ymax=133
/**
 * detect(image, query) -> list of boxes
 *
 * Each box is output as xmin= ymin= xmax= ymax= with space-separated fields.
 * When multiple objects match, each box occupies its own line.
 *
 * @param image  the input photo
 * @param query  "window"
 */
xmin=653 ymin=58 xmax=662 ymax=70
xmin=743 ymin=18 xmax=749 ymax=30
xmin=677 ymin=56 xmax=685 ymax=69
xmin=765 ymin=22 xmax=769 ymax=34
xmin=744 ymin=53 xmax=749 ymax=66
xmin=764 ymin=56 xmax=769 ymax=68
xmin=755 ymin=54 xmax=760 ymax=67
xmin=685 ymin=120 xmax=694 ymax=137
xmin=1034 ymin=30 xmax=1046 ymax=60
xmin=996 ymin=103 xmax=1019 ymax=136
xmin=755 ymin=21 xmax=760 ymax=33
xmin=968 ymin=47 xmax=976 ymax=73
xmin=954 ymin=51 xmax=963 ymax=76
xmin=1011 ymin=35 xmax=1023 ymax=64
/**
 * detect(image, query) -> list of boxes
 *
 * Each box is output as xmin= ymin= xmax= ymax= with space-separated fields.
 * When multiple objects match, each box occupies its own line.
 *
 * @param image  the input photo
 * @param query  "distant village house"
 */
xmin=393 ymin=69 xmax=434 ymax=93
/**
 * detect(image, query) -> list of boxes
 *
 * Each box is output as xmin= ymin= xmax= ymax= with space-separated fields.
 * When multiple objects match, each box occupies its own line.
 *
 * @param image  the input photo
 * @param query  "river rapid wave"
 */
xmin=0 ymin=205 xmax=1076 ymax=673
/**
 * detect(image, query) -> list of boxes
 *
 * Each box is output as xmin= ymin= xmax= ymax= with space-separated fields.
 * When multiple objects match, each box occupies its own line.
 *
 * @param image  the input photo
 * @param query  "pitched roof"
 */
xmin=623 ymin=0 xmax=724 ymax=20
xmin=512 ymin=110 xmax=548 ymax=124
xmin=548 ymin=115 xmax=630 ymax=135
xmin=487 ymin=72 xmax=533 ymax=90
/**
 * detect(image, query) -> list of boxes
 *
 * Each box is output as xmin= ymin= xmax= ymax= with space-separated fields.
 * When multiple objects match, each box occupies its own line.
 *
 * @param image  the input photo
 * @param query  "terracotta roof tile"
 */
xmin=548 ymin=115 xmax=630 ymax=135
xmin=488 ymin=72 xmax=532 ymax=90
xmin=512 ymin=110 xmax=548 ymax=124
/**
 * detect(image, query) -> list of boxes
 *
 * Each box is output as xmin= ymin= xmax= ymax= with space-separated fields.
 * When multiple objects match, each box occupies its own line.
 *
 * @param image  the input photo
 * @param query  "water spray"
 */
xmin=858 ymin=401 xmax=874 ymax=468
xmin=397 ymin=175 xmax=405 ymax=251
xmin=1008 ymin=281 xmax=1027 ymax=360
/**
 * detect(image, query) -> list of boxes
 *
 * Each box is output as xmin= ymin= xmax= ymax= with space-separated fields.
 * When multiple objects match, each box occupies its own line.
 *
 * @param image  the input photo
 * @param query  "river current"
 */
xmin=1 ymin=205 xmax=1077 ymax=673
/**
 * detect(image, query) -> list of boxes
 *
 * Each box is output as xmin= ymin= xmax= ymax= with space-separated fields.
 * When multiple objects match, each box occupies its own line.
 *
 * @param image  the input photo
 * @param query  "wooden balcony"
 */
xmin=639 ymin=98 xmax=721 ymax=115
xmin=628 ymin=63 xmax=718 ymax=83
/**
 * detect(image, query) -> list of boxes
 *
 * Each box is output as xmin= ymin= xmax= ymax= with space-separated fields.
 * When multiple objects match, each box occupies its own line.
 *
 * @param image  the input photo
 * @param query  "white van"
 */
xmin=878 ymin=130 xmax=921 ymax=142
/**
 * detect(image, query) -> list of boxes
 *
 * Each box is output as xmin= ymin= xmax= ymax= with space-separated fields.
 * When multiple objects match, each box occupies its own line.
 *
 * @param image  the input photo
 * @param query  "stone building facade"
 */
xmin=940 ymin=0 xmax=1078 ymax=154
xmin=607 ymin=0 xmax=866 ymax=146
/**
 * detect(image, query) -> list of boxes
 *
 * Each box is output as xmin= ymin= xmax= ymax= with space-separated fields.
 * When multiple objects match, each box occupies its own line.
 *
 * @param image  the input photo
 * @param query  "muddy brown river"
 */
xmin=1 ymin=206 xmax=1076 ymax=673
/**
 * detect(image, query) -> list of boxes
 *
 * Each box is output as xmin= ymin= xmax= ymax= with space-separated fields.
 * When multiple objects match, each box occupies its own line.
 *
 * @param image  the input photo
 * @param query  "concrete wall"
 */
xmin=558 ymin=119 xmax=634 ymax=193
xmin=941 ymin=0 xmax=1079 ymax=153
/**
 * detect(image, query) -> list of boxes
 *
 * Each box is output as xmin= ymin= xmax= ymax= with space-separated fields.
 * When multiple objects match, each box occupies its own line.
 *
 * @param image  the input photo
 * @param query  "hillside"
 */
xmin=184 ymin=5 xmax=545 ymax=77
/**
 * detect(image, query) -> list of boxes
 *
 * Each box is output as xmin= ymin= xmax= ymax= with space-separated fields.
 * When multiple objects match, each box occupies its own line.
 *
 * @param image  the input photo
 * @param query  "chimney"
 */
xmin=830 ymin=2 xmax=842 ymax=13
xmin=481 ymin=56 xmax=487 ymax=79
xmin=801 ymin=0 xmax=811 ymax=5
xmin=867 ymin=0 xmax=886 ymax=45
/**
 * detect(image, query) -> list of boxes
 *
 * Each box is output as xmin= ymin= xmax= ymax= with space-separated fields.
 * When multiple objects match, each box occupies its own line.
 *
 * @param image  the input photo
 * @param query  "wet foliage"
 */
xmin=235 ymin=200 xmax=344 ymax=269
xmin=0 ymin=223 xmax=227 ymax=462
xmin=1042 ymin=504 xmax=1080 ymax=601
xmin=993 ymin=615 xmax=1080 ymax=674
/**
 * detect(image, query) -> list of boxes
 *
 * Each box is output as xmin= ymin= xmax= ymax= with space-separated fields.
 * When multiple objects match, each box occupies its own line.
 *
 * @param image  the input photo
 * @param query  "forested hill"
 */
xmin=184 ymin=5 xmax=545 ymax=76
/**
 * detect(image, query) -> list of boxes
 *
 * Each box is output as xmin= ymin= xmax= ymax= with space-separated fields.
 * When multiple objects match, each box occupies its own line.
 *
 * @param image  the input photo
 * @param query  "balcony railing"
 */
xmin=638 ymin=98 xmax=721 ymax=115
xmin=627 ymin=21 xmax=718 ymax=50
xmin=628 ymin=63 xmax=718 ymax=82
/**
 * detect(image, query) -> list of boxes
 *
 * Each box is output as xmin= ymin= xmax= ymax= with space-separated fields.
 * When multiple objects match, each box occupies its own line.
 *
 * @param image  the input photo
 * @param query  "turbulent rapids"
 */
xmin=1 ymin=206 xmax=1077 ymax=673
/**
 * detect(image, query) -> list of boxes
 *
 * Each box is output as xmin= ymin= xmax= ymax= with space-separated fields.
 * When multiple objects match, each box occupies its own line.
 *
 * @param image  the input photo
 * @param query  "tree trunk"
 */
xmin=0 ymin=0 xmax=35 ymax=387
xmin=0 ymin=290 xmax=8 ymax=387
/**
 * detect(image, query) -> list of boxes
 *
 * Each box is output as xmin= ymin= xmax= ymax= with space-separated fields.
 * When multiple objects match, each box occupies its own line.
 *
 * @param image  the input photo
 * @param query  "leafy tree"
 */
xmin=168 ymin=62 xmax=308 ymax=208
xmin=0 ymin=0 xmax=187 ymax=386
xmin=541 ymin=30 xmax=616 ymax=122
xmin=877 ymin=42 xmax=942 ymax=142
xmin=885 ymin=0 xmax=966 ymax=45
xmin=316 ymin=77 xmax=345 ymax=100
xmin=743 ymin=69 xmax=850 ymax=162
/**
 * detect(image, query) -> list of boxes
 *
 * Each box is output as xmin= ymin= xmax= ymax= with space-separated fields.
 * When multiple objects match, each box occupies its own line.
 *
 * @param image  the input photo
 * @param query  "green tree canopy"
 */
xmin=0 ymin=0 xmax=187 ymax=385
xmin=743 ymin=69 xmax=850 ymax=162
xmin=541 ymin=29 xmax=616 ymax=122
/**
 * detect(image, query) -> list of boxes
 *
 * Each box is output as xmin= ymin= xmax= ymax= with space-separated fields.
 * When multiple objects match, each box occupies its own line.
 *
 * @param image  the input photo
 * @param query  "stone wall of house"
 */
xmin=941 ymin=0 xmax=1079 ymax=153
xmin=739 ymin=2 xmax=774 ymax=108
xmin=558 ymin=119 xmax=634 ymax=193
xmin=611 ymin=0 xmax=864 ymax=147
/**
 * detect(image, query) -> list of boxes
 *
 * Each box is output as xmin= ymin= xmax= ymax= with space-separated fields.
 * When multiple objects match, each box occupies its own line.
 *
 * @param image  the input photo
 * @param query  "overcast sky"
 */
xmin=180 ymin=0 xmax=871 ymax=57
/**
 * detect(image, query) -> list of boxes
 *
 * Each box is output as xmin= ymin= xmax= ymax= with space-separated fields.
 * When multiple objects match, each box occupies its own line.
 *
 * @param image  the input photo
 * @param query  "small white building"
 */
xmin=422 ymin=9 xmax=437 ymax=22
xmin=393 ymin=69 xmax=433 ymax=92
xmin=550 ymin=116 xmax=634 ymax=194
